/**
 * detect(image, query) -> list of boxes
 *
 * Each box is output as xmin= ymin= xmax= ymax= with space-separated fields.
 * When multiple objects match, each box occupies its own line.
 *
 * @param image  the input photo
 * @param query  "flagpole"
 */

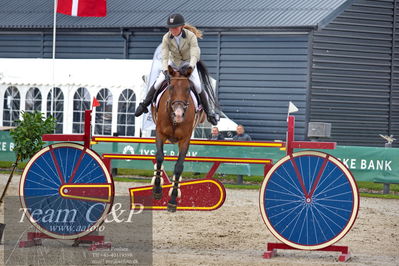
xmin=51 ymin=0 xmax=57 ymax=117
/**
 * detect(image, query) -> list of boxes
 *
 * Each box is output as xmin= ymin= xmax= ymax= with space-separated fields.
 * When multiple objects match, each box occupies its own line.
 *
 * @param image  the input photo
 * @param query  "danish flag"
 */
xmin=57 ymin=0 xmax=107 ymax=17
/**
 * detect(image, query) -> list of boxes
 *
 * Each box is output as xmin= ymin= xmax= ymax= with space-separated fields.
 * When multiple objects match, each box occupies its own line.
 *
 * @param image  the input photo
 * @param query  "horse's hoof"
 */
xmin=167 ymin=202 xmax=177 ymax=213
xmin=153 ymin=187 xmax=163 ymax=200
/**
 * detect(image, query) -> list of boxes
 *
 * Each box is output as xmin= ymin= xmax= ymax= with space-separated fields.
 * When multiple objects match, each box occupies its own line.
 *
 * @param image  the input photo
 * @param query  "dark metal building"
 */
xmin=0 ymin=0 xmax=397 ymax=146
xmin=310 ymin=0 xmax=399 ymax=146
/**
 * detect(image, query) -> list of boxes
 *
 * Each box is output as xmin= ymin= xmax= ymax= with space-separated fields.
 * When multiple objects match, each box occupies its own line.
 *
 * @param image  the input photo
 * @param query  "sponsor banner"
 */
xmin=0 ymin=131 xmax=397 ymax=182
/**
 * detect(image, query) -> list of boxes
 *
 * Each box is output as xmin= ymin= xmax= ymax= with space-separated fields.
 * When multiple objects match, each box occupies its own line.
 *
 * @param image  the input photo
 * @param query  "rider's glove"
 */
xmin=163 ymin=70 xmax=170 ymax=82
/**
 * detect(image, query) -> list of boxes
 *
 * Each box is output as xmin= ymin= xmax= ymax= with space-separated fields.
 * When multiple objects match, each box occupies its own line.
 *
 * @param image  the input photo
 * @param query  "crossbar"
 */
xmin=43 ymin=134 xmax=85 ymax=142
xmin=93 ymin=136 xmax=284 ymax=148
xmin=292 ymin=141 xmax=336 ymax=150
xmin=102 ymin=154 xmax=272 ymax=164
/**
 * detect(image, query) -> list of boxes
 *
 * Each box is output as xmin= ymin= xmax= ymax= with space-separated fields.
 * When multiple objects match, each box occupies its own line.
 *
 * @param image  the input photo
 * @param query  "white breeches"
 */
xmin=154 ymin=65 xmax=202 ymax=94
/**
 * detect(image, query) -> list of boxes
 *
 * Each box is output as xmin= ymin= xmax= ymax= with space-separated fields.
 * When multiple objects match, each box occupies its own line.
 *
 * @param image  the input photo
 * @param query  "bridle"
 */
xmin=167 ymin=77 xmax=191 ymax=124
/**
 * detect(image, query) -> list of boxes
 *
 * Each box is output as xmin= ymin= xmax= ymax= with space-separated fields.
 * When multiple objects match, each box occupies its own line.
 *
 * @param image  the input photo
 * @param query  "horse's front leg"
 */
xmin=152 ymin=133 xmax=165 ymax=200
xmin=167 ymin=139 xmax=190 ymax=212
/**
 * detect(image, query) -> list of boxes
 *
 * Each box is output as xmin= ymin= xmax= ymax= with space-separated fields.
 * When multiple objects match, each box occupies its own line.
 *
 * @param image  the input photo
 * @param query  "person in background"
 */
xmin=233 ymin=125 xmax=251 ymax=141
xmin=208 ymin=126 xmax=224 ymax=140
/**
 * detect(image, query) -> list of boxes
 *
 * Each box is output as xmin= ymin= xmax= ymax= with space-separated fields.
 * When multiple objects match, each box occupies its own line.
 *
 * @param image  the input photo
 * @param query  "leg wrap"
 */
xmin=168 ymin=175 xmax=181 ymax=198
xmin=151 ymin=164 xmax=164 ymax=186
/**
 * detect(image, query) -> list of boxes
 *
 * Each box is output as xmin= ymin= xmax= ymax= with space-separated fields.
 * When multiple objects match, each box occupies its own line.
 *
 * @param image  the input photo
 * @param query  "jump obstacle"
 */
xmin=17 ymin=109 xmax=359 ymax=262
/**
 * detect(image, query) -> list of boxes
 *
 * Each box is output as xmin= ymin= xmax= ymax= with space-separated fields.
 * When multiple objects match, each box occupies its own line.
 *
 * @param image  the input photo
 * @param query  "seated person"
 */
xmin=208 ymin=126 xmax=224 ymax=140
xmin=233 ymin=125 xmax=251 ymax=141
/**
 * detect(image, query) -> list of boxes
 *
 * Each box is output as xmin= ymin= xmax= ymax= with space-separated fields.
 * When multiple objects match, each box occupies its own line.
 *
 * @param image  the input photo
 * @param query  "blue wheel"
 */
xmin=259 ymin=151 xmax=359 ymax=250
xmin=20 ymin=143 xmax=113 ymax=239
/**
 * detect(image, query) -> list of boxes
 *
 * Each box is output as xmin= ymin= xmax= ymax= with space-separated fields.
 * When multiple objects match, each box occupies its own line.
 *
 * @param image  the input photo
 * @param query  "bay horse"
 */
xmin=151 ymin=65 xmax=206 ymax=212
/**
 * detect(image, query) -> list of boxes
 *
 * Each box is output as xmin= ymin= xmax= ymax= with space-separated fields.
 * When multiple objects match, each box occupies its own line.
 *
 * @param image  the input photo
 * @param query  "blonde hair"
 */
xmin=184 ymin=24 xmax=203 ymax=39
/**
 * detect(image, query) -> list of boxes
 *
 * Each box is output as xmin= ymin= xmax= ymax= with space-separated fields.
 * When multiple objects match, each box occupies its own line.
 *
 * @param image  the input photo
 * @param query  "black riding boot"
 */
xmin=199 ymin=91 xmax=218 ymax=126
xmin=135 ymin=85 xmax=156 ymax=117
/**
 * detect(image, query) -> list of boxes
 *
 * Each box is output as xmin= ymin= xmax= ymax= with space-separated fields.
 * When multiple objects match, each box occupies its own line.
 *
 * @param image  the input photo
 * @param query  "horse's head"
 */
xmin=167 ymin=65 xmax=193 ymax=124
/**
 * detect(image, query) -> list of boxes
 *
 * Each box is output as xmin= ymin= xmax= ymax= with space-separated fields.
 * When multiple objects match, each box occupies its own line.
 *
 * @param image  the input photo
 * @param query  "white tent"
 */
xmin=0 ymin=58 xmax=152 ymax=135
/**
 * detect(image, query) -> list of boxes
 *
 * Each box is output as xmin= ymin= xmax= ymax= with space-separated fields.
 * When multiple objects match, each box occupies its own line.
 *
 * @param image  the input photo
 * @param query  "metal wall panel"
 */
xmin=218 ymin=34 xmax=309 ymax=141
xmin=128 ymin=33 xmax=162 ymax=59
xmin=44 ymin=33 xmax=125 ymax=59
xmin=0 ymin=34 xmax=43 ymax=58
xmin=391 ymin=0 xmax=399 ymax=143
xmin=311 ymin=0 xmax=395 ymax=146
xmin=0 ymin=32 xmax=126 ymax=59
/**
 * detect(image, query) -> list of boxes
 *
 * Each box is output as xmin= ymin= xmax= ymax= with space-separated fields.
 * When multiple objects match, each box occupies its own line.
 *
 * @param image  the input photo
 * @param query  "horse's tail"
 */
xmin=196 ymin=60 xmax=219 ymax=110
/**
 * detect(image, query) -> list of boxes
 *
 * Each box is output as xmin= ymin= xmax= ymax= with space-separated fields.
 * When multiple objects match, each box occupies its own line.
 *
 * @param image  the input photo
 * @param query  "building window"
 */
xmin=117 ymin=89 xmax=136 ymax=136
xmin=73 ymin=87 xmax=91 ymax=133
xmin=95 ymin=88 xmax=112 ymax=135
xmin=3 ymin=86 xmax=20 ymax=126
xmin=25 ymin=87 xmax=42 ymax=112
xmin=47 ymin=88 xmax=64 ymax=133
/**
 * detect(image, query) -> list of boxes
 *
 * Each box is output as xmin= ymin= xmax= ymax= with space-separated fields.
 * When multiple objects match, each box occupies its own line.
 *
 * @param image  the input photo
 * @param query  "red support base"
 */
xmin=130 ymin=178 xmax=226 ymax=211
xmin=263 ymin=243 xmax=351 ymax=262
xmin=19 ymin=232 xmax=111 ymax=251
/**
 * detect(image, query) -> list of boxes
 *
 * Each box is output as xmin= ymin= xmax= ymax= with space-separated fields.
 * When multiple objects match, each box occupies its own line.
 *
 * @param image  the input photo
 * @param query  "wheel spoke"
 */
xmin=279 ymin=164 xmax=304 ymax=195
xmin=288 ymin=204 xmax=306 ymax=240
xmin=314 ymin=201 xmax=352 ymax=215
xmin=312 ymin=165 xmax=341 ymax=197
xmin=310 ymin=206 xmax=327 ymax=242
xmin=28 ymin=168 xmax=59 ymax=188
xmin=274 ymin=202 xmax=306 ymax=229
xmin=279 ymin=203 xmax=306 ymax=234
xmin=73 ymin=157 xmax=101 ymax=184
xmin=266 ymin=188 xmax=303 ymax=199
xmin=268 ymin=179 xmax=303 ymax=199
xmin=26 ymin=179 xmax=59 ymax=191
xmin=267 ymin=199 xmax=303 ymax=213
xmin=40 ymin=155 xmax=60 ymax=184
xmin=313 ymin=181 xmax=348 ymax=199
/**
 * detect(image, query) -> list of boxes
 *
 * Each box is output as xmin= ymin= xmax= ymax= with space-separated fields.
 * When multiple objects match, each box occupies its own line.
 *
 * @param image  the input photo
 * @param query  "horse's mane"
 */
xmin=176 ymin=62 xmax=219 ymax=112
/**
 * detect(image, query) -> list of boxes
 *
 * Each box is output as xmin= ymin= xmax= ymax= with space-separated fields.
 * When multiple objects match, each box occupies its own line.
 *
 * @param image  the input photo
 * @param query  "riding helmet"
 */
xmin=166 ymin=13 xmax=185 ymax=28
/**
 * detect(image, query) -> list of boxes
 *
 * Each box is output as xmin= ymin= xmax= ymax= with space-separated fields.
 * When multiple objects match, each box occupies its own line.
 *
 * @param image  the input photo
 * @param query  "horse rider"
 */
xmin=134 ymin=13 xmax=218 ymax=125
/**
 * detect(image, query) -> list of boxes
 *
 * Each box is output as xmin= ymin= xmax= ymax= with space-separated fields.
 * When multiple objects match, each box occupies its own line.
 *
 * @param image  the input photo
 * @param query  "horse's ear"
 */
xmin=168 ymin=65 xmax=175 ymax=76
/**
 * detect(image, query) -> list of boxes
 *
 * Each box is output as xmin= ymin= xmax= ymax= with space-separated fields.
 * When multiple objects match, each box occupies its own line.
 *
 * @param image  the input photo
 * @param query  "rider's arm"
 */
xmin=188 ymin=34 xmax=200 ymax=68
xmin=162 ymin=33 xmax=170 ymax=71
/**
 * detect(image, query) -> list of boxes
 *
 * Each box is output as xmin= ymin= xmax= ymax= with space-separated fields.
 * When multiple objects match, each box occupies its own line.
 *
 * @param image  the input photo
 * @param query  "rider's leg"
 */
xmin=135 ymin=72 xmax=165 ymax=117
xmin=190 ymin=69 xmax=218 ymax=126
xmin=198 ymin=91 xmax=218 ymax=125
